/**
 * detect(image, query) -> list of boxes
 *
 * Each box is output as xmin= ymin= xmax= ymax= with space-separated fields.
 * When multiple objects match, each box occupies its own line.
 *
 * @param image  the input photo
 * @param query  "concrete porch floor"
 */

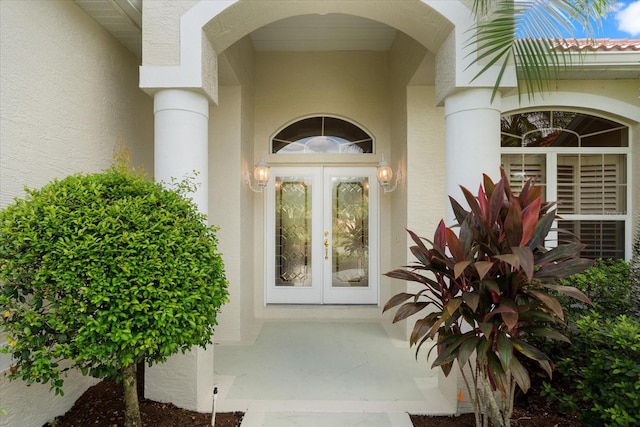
xmin=213 ymin=321 xmax=456 ymax=427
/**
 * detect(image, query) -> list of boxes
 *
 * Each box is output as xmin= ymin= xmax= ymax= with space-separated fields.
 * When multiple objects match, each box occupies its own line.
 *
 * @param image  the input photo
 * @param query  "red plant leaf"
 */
xmin=463 ymin=291 xmax=480 ymax=312
xmin=449 ymin=196 xmax=469 ymax=226
xmin=382 ymin=292 xmax=415 ymax=313
xmin=433 ymin=220 xmax=447 ymax=249
xmin=454 ymin=261 xmax=471 ymax=279
xmin=499 ymin=298 xmax=519 ymax=331
xmin=510 ymin=357 xmax=531 ymax=393
xmin=458 ymin=335 xmax=481 ymax=367
xmin=461 ymin=185 xmax=482 ymax=220
xmin=445 ymin=297 xmax=462 ymax=315
xmin=519 ymin=326 xmax=571 ymax=343
xmin=445 ymin=228 xmax=465 ymax=261
xmin=500 ymin=167 xmax=515 ymax=200
xmin=494 ymin=254 xmax=520 ymax=269
xmin=393 ymin=302 xmax=431 ymax=323
xmin=478 ymin=184 xmax=489 ymax=219
xmin=535 ymin=258 xmax=595 ymax=281
xmin=488 ymin=178 xmax=506 ymax=226
xmin=483 ymin=303 xmax=517 ymax=324
xmin=487 ymin=352 xmax=508 ymax=394
xmin=511 ymin=246 xmax=534 ymax=281
xmin=474 ymin=261 xmax=494 ymax=280
xmin=527 ymin=289 xmax=564 ymax=320
xmin=384 ymin=269 xmax=437 ymax=289
xmin=540 ymin=284 xmax=593 ymax=306
xmin=504 ymin=200 xmax=523 ymax=247
xmin=459 ymin=216 xmax=474 ymax=257
xmin=520 ymin=197 xmax=541 ymax=246
xmin=528 ymin=210 xmax=555 ymax=249
xmin=483 ymin=173 xmax=496 ymax=199
xmin=513 ymin=339 xmax=550 ymax=366
xmin=407 ymin=229 xmax=429 ymax=253
xmin=535 ymin=242 xmax=587 ymax=265
xmin=410 ymin=315 xmax=438 ymax=346
xmin=497 ymin=333 xmax=514 ymax=374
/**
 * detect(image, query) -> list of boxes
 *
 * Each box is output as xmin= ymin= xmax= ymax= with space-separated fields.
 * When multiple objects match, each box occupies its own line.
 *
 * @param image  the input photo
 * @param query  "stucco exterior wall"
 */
xmin=384 ymin=32 xmax=430 ymax=340
xmin=254 ymin=51 xmax=391 ymax=154
xmin=208 ymin=36 xmax=257 ymax=343
xmin=0 ymin=1 xmax=153 ymax=426
xmin=142 ymin=0 xmax=198 ymax=66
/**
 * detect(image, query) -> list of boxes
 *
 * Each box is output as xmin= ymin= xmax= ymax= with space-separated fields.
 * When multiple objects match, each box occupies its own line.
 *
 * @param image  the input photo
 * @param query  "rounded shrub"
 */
xmin=0 ymin=165 xmax=228 ymax=425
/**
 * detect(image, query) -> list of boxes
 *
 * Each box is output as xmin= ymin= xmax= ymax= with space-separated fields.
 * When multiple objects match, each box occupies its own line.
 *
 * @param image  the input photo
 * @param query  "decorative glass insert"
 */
xmin=331 ymin=177 xmax=369 ymax=288
xmin=272 ymin=116 xmax=373 ymax=154
xmin=501 ymin=111 xmax=628 ymax=148
xmin=275 ymin=176 xmax=312 ymax=287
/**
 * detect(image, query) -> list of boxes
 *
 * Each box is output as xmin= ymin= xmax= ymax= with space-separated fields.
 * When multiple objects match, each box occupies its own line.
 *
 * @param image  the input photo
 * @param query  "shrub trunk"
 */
xmin=123 ymin=363 xmax=142 ymax=427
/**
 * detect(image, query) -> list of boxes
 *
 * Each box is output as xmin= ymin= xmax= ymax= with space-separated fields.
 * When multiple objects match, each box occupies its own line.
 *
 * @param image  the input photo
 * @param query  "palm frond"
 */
xmin=468 ymin=0 xmax=613 ymax=101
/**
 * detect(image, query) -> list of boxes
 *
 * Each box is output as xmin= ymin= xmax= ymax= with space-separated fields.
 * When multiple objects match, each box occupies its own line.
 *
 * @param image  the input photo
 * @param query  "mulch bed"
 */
xmin=46 ymin=378 xmax=580 ymax=427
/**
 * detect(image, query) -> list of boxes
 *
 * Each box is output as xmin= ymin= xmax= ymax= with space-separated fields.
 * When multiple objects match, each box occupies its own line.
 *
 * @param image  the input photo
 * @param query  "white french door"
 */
xmin=265 ymin=167 xmax=379 ymax=304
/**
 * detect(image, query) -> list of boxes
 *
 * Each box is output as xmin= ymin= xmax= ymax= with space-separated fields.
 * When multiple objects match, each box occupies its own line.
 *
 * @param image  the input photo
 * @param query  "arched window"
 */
xmin=501 ymin=110 xmax=630 ymax=260
xmin=272 ymin=116 xmax=373 ymax=154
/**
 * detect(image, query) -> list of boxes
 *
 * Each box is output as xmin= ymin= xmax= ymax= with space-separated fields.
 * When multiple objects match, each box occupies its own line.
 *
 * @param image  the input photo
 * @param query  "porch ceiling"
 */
xmin=249 ymin=14 xmax=397 ymax=52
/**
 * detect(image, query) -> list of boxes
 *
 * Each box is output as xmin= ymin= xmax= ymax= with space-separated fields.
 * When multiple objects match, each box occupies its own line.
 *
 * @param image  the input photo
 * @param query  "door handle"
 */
xmin=324 ymin=231 xmax=329 ymax=260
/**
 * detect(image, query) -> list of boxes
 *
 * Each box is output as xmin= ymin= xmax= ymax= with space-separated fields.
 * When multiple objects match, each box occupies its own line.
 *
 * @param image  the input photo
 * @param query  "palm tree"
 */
xmin=469 ymin=0 xmax=615 ymax=100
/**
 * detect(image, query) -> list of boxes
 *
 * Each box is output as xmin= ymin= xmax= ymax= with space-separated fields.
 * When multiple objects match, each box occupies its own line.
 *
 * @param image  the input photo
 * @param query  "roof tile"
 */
xmin=554 ymin=38 xmax=640 ymax=51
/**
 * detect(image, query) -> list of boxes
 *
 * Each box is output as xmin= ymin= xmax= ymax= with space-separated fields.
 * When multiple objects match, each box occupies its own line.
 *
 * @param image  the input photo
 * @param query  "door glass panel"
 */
xmin=275 ymin=176 xmax=312 ymax=287
xmin=331 ymin=177 xmax=369 ymax=288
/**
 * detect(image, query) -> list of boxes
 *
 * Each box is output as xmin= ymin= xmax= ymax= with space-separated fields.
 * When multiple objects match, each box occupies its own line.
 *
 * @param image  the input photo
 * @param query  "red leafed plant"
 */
xmin=383 ymin=168 xmax=593 ymax=427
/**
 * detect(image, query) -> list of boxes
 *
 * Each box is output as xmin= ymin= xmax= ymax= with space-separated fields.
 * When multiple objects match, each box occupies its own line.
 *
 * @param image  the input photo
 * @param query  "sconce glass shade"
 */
xmin=376 ymin=160 xmax=393 ymax=185
xmin=254 ymin=160 xmax=270 ymax=186
xmin=376 ymin=158 xmax=401 ymax=193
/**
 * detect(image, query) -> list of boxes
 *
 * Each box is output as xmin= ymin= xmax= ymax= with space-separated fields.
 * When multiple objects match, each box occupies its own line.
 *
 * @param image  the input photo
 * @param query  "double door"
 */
xmin=265 ymin=167 xmax=378 ymax=304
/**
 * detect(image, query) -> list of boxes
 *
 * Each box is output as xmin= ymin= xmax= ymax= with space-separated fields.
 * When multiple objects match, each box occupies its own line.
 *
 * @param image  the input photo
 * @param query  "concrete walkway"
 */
xmin=213 ymin=321 xmax=456 ymax=427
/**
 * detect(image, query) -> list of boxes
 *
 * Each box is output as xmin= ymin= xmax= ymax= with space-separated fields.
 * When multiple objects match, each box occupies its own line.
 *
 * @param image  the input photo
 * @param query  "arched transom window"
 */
xmin=272 ymin=116 xmax=373 ymax=154
xmin=501 ymin=110 xmax=630 ymax=260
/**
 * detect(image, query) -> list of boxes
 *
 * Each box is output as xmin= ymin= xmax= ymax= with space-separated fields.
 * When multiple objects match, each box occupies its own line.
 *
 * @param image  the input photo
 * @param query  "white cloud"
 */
xmin=615 ymin=1 xmax=640 ymax=36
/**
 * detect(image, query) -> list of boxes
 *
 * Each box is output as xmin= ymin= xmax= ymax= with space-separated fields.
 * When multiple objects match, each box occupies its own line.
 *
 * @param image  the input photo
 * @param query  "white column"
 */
xmin=145 ymin=89 xmax=214 ymax=412
xmin=444 ymin=88 xmax=502 ymax=223
xmin=154 ymin=89 xmax=209 ymax=213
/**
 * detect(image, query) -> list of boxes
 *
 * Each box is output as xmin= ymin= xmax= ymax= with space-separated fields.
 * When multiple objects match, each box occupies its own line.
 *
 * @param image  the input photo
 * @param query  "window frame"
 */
xmin=500 ymin=110 xmax=632 ymax=260
xmin=270 ymin=115 xmax=375 ymax=155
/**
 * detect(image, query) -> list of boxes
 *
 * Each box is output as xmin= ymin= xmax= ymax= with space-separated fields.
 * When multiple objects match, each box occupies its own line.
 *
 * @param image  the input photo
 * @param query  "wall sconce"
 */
xmin=244 ymin=160 xmax=270 ymax=193
xmin=377 ymin=156 xmax=402 ymax=193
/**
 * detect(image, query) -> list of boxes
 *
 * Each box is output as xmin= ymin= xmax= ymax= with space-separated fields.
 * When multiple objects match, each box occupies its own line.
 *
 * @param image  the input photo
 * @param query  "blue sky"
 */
xmin=574 ymin=0 xmax=640 ymax=38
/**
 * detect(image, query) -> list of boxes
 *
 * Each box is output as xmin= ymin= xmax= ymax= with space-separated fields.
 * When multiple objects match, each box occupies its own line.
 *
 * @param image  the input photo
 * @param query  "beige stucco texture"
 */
xmin=0 ymin=1 xmax=153 ymax=426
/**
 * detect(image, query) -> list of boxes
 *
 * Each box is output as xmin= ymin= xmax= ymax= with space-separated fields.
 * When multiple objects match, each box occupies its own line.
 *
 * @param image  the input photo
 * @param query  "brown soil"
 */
xmin=46 ymin=379 xmax=580 ymax=427
xmin=44 ymin=380 xmax=243 ymax=427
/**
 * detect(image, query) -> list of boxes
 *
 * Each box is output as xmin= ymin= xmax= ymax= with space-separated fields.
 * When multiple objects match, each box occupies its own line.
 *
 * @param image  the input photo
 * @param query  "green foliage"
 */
xmin=469 ymin=0 xmax=614 ymax=101
xmin=0 ymin=166 xmax=229 ymax=395
xmin=384 ymin=168 xmax=592 ymax=427
xmin=557 ymin=259 xmax=631 ymax=319
xmin=630 ymin=220 xmax=640 ymax=317
xmin=555 ymin=313 xmax=640 ymax=427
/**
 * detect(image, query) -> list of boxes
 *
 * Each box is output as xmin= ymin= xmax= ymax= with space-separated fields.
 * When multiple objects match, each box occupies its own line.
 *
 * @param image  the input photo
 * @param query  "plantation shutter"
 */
xmin=501 ymin=155 xmax=545 ymax=196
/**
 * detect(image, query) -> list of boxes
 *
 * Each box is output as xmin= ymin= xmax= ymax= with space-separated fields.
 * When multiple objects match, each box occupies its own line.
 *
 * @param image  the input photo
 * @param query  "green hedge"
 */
xmin=558 ymin=259 xmax=631 ymax=319
xmin=559 ymin=313 xmax=640 ymax=427
xmin=539 ymin=260 xmax=639 ymax=426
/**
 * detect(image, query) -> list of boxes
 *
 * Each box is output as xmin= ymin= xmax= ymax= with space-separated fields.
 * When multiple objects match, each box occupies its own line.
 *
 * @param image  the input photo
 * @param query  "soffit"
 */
xmin=74 ymin=0 xmax=142 ymax=59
